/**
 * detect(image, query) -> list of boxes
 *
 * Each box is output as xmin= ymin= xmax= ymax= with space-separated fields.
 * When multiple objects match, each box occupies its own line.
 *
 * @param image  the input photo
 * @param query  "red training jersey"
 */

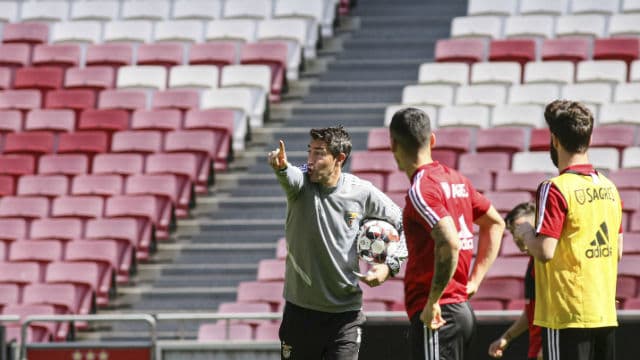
xmin=403 ymin=162 xmax=491 ymax=318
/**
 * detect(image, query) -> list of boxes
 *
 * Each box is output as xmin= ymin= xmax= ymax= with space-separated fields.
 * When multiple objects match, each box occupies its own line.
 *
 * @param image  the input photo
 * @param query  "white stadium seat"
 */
xmin=451 ymin=16 xmax=503 ymax=39
xmin=438 ymin=105 xmax=490 ymax=128
xmin=622 ymin=147 xmax=640 ymax=168
xmin=576 ymin=60 xmax=627 ymax=84
xmin=491 ymin=104 xmax=544 ymax=127
xmin=384 ymin=105 xmax=438 ymax=127
xmin=504 ymin=16 xmax=555 ymax=39
xmin=104 ymin=21 xmax=153 ymax=43
xmin=608 ymin=14 xmax=640 ymax=37
xmin=614 ymin=83 xmax=640 ymax=103
xmin=629 ymin=60 xmax=640 ymax=82
xmin=555 ymin=15 xmax=607 ymax=38
xmin=221 ymin=64 xmax=272 ymax=127
xmin=117 ymin=66 xmax=167 ymax=91
xmin=122 ymin=0 xmax=169 ymax=21
xmin=0 ymin=2 xmax=19 ymax=23
xmin=588 ymin=148 xmax=619 ymax=172
xmin=570 ymin=0 xmax=620 ymax=15
xmin=223 ymin=0 xmax=271 ymax=20
xmin=418 ymin=62 xmax=469 ymax=86
xmin=599 ymin=103 xmax=640 ymax=126
xmin=206 ymin=19 xmax=258 ymax=44
xmin=257 ymin=19 xmax=308 ymax=79
xmin=455 ymin=85 xmax=507 ymax=107
xmin=509 ymin=84 xmax=561 ymax=106
xmin=169 ymin=65 xmax=219 ymax=90
xmin=201 ymin=88 xmax=253 ymax=151
xmin=519 ymin=0 xmax=568 ymax=15
xmin=173 ymin=0 xmax=223 ymax=21
xmin=512 ymin=152 xmax=556 ymax=173
xmin=524 ymin=61 xmax=575 ymax=85
xmin=467 ymin=0 xmax=517 ymax=16
xmin=21 ymin=1 xmax=69 ymax=23
xmin=622 ymin=0 xmax=640 ymax=13
xmin=562 ymin=83 xmax=612 ymax=106
xmin=52 ymin=21 xmax=102 ymax=44
xmin=155 ymin=20 xmax=204 ymax=43
xmin=471 ymin=62 xmax=521 ymax=86
xmin=71 ymin=0 xmax=119 ymax=22
xmin=402 ymin=85 xmax=455 ymax=107
xmin=274 ymin=0 xmax=323 ymax=57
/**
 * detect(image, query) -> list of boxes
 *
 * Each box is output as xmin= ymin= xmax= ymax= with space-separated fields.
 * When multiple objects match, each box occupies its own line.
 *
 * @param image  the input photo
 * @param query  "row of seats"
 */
xmin=451 ymin=13 xmax=640 ymax=39
xmin=0 ymin=0 xmax=339 ymax=38
xmin=435 ymin=38 xmax=640 ymax=65
xmin=467 ymin=0 xmax=640 ymax=17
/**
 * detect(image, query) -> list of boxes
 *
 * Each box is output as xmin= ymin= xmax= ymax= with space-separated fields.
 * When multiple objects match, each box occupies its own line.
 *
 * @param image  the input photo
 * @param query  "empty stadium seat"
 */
xmin=30 ymin=217 xmax=83 ymax=243
xmin=98 ymin=89 xmax=147 ymax=112
xmin=236 ymin=281 xmax=285 ymax=311
xmin=169 ymin=65 xmax=219 ymax=90
xmin=0 ymin=156 xmax=35 ymax=185
xmin=485 ymin=191 xmax=533 ymax=214
xmin=197 ymin=323 xmax=253 ymax=341
xmin=432 ymin=127 xmax=473 ymax=157
xmin=485 ymin=257 xmax=529 ymax=279
xmin=576 ymin=60 xmax=627 ymax=84
xmin=14 ymin=67 xmax=64 ymax=94
xmin=0 ymin=68 xmax=10 ymax=90
xmin=92 ymin=153 xmax=144 ymax=176
xmin=0 ymin=175 xmax=14 ymax=197
xmin=0 ymin=90 xmax=42 ymax=112
xmin=38 ymin=154 xmax=89 ymax=177
xmin=591 ymin=125 xmax=635 ymax=151
xmin=71 ymin=174 xmax=123 ymax=198
xmin=0 ymin=284 xmax=19 ymax=310
xmin=136 ymin=43 xmax=184 ymax=68
xmin=257 ymin=259 xmax=286 ymax=282
xmin=21 ymin=1 xmax=69 ymax=22
xmin=122 ymin=0 xmax=169 ymax=21
xmin=461 ymin=171 xmax=493 ymax=193
xmin=0 ymin=2 xmax=18 ymax=23
xmin=475 ymin=127 xmax=527 ymax=154
xmin=0 ymin=110 xmax=22 ymax=134
xmin=571 ymin=0 xmax=619 ymax=15
xmin=0 ymin=218 xmax=27 ymax=245
xmin=3 ymin=132 xmax=54 ymax=158
xmin=503 ymin=15 xmax=555 ymax=39
xmin=472 ymin=277 xmax=523 ymax=306
xmin=367 ymin=127 xmax=390 ymax=151
xmin=51 ymin=195 xmax=103 ymax=219
xmin=512 ymin=151 xmax=557 ymax=173
xmin=458 ymin=152 xmax=511 ymax=175
xmin=556 ymin=15 xmax=607 ymax=38
xmin=384 ymin=105 xmax=438 ymax=127
xmin=65 ymin=241 xmax=119 ymax=306
xmin=173 ymin=0 xmax=223 ymax=21
xmin=455 ymin=84 xmax=506 ymax=107
xmin=77 ymin=109 xmax=129 ymax=136
xmin=9 ymin=240 xmax=63 ymax=280
xmin=85 ymin=43 xmax=134 ymax=69
xmin=2 ymin=303 xmax=57 ymax=343
xmin=434 ymin=38 xmax=486 ymax=64
xmin=0 ymin=44 xmax=30 ymax=69
xmin=57 ymin=132 xmax=109 ymax=159
xmin=24 ymin=109 xmax=75 ymax=133
xmin=125 ymin=174 xmax=179 ymax=228
xmin=201 ymin=88 xmax=251 ymax=150
xmin=451 ymin=16 xmax=503 ymax=39
xmin=106 ymin=194 xmax=165 ymax=242
xmin=561 ymin=83 xmax=612 ymax=107
xmin=349 ymin=151 xmax=397 ymax=183
xmin=85 ymin=217 xmax=139 ymax=279
xmin=217 ymin=301 xmax=273 ymax=326
xmin=131 ymin=109 xmax=182 ymax=132
xmin=402 ymin=84 xmax=455 ymax=107
xmin=257 ymin=19 xmax=308 ymax=78
xmin=205 ymin=19 xmax=257 ymax=45
xmin=32 ymin=44 xmax=81 ymax=69
xmin=117 ymin=66 xmax=167 ymax=91
xmin=614 ymin=83 xmax=640 ymax=104
xmin=145 ymin=153 xmax=197 ymax=216
xmin=609 ymin=14 xmax=640 ymax=37
xmin=491 ymin=104 xmax=544 ymax=127
xmin=104 ymin=21 xmax=153 ymax=43
xmin=152 ymin=89 xmax=200 ymax=111
xmin=65 ymin=67 xmax=115 ymax=93
xmin=495 ymin=171 xmax=549 ymax=193
xmin=508 ymin=84 xmax=560 ymax=106
xmin=418 ymin=62 xmax=469 ymax=86
xmin=17 ymin=175 xmax=69 ymax=198
xmin=51 ymin=21 xmax=102 ymax=44
xmin=273 ymin=0 xmax=324 ymax=49
xmin=594 ymin=38 xmax=640 ymax=67
xmin=438 ymin=105 xmax=490 ymax=128
xmin=22 ymin=283 xmax=77 ymax=339
xmin=609 ymin=169 xmax=640 ymax=190
xmin=111 ymin=130 xmax=162 ymax=155
xmin=588 ymin=148 xmax=620 ymax=171
xmin=45 ymin=261 xmax=100 ymax=315
xmin=45 ymin=89 xmax=96 ymax=113
xmin=541 ymin=38 xmax=590 ymax=63
xmin=2 ymin=23 xmax=49 ymax=46
xmin=164 ymin=130 xmax=217 ymax=192
xmin=71 ymin=0 xmax=120 ymax=22
xmin=0 ymin=262 xmax=41 ymax=286
xmin=471 ymin=62 xmax=520 ymax=85
xmin=189 ymin=42 xmax=238 ymax=69
xmin=361 ymin=280 xmax=404 ymax=308
xmin=154 ymin=20 xmax=203 ymax=43
xmin=240 ymin=41 xmax=290 ymax=101
xmin=489 ymin=39 xmax=536 ymax=67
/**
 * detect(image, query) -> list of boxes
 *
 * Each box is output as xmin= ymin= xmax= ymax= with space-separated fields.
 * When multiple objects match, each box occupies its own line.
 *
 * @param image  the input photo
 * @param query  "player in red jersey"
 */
xmin=389 ymin=107 xmax=505 ymax=360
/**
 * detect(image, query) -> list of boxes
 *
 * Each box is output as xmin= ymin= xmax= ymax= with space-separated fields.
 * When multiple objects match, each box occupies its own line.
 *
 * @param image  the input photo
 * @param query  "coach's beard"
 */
xmin=549 ymin=140 xmax=559 ymax=168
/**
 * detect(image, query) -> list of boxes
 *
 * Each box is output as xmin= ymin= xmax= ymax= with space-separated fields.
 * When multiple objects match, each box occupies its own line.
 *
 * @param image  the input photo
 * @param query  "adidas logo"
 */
xmin=585 ymin=222 xmax=612 ymax=259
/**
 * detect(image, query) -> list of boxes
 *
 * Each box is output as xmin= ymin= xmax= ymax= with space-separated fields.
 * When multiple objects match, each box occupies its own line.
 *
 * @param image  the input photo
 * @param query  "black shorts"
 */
xmin=279 ymin=301 xmax=366 ymax=360
xmin=409 ymin=301 xmax=476 ymax=360
xmin=542 ymin=327 xmax=615 ymax=360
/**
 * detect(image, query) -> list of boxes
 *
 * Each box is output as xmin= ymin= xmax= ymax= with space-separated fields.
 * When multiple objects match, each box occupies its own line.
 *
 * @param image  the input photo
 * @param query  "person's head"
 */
xmin=388 ymin=107 xmax=435 ymax=171
xmin=504 ymin=202 xmax=535 ymax=253
xmin=544 ymin=100 xmax=594 ymax=168
xmin=307 ymin=126 xmax=351 ymax=186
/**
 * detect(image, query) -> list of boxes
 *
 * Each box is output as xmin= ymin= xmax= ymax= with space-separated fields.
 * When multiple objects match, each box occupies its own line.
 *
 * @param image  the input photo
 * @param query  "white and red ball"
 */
xmin=356 ymin=219 xmax=400 ymax=264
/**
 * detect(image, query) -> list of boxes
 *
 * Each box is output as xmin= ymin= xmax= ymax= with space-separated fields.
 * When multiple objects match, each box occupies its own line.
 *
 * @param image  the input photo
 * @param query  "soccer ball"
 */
xmin=356 ymin=219 xmax=400 ymax=264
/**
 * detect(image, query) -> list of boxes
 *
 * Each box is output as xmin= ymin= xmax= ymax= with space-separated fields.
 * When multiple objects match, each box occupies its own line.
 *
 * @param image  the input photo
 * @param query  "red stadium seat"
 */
xmin=0 ymin=68 xmax=11 ymax=90
xmin=65 ymin=66 xmax=116 ymax=93
xmin=22 ymin=283 xmax=77 ymax=339
xmin=620 ymin=190 xmax=640 ymax=214
xmin=197 ymin=323 xmax=253 ymax=341
xmin=623 ymin=297 xmax=640 ymax=310
xmin=473 ymin=278 xmax=523 ymax=307
xmin=359 ymin=173 xmax=384 ymax=190
xmin=0 ymin=175 xmax=14 ymax=197
xmin=131 ymin=109 xmax=182 ymax=132
xmin=434 ymin=127 xmax=472 ymax=154
xmin=434 ymin=38 xmax=485 ymax=64
xmin=14 ymin=67 xmax=64 ymax=93
xmin=240 ymin=41 xmax=289 ymax=101
xmin=0 ymin=44 xmax=30 ymax=68
xmin=386 ymin=170 xmax=410 ymax=194
xmin=111 ymin=130 xmax=162 ymax=155
xmin=489 ymin=39 xmax=536 ymax=68
xmin=71 ymin=174 xmax=124 ymax=198
xmin=106 ymin=194 xmax=162 ymax=248
xmin=0 ymin=218 xmax=27 ymax=246
xmin=85 ymin=218 xmax=139 ymax=280
xmin=485 ymin=257 xmax=529 ymax=279
xmin=257 ymin=259 xmax=285 ymax=282
xmin=591 ymin=125 xmax=636 ymax=152
xmin=463 ymin=171 xmax=493 ymax=193
xmin=632 ymin=212 xmax=640 ymax=233
xmin=189 ymin=42 xmax=237 ymax=69
xmin=0 ymin=196 xmax=49 ymax=220
xmin=0 ymin=284 xmax=19 ymax=310
xmin=0 ymin=110 xmax=22 ymax=133
xmin=17 ymin=174 xmax=69 ymax=198
xmin=77 ymin=109 xmax=129 ymax=140
xmin=617 ymin=273 xmax=638 ymax=302
xmin=57 ymin=132 xmax=109 ymax=160
xmin=608 ymin=169 xmax=640 ymax=190
xmin=85 ymin=43 xmax=134 ymax=69
xmin=0 ymin=155 xmax=36 ymax=177
xmin=145 ymin=153 xmax=197 ymax=217
xmin=475 ymin=127 xmax=527 ymax=155
xmin=136 ymin=43 xmax=184 ymax=68
xmin=2 ymin=23 xmax=49 ymax=45
xmin=494 ymin=171 xmax=548 ymax=194
xmin=9 ymin=240 xmax=63 ymax=280
xmin=0 ymin=262 xmax=41 ymax=286
xmin=65 ymin=241 xmax=119 ymax=306
xmin=276 ymin=237 xmax=286 ymax=259
xmin=0 ymin=90 xmax=42 ymax=112
xmin=217 ymin=302 xmax=273 ymax=326
xmin=51 ymin=195 xmax=104 ymax=219
xmin=24 ymin=109 xmax=75 ymax=133
xmin=2 ymin=303 xmax=57 ymax=343
xmin=469 ymin=299 xmax=504 ymax=310
xmin=32 ymin=44 xmax=81 ymax=69
xmin=45 ymin=89 xmax=96 ymax=113
xmin=164 ymin=130 xmax=216 ymax=193
xmin=184 ymin=109 xmax=235 ymax=171
xmin=484 ymin=191 xmax=532 ymax=214
xmin=3 ymin=131 xmax=54 ymax=158
xmin=367 ymin=127 xmax=390 ymax=151
xmin=125 ymin=174 xmax=179 ymax=230
xmin=593 ymin=38 xmax=640 ymax=67
xmin=431 ymin=149 xmax=458 ymax=169
xmin=45 ymin=261 xmax=100 ymax=315
xmin=362 ymin=280 xmax=404 ymax=308
xmin=92 ymin=153 xmax=144 ymax=176
xmin=541 ymin=38 xmax=590 ymax=63
xmin=236 ymin=281 xmax=284 ymax=311
xmin=151 ymin=89 xmax=200 ymax=111
xmin=255 ymin=322 xmax=281 ymax=341
xmin=98 ymin=89 xmax=147 ymax=112
xmin=458 ymin=152 xmax=511 ymax=175
xmin=30 ymin=217 xmax=83 ymax=243
xmin=529 ymin=128 xmax=551 ymax=151
xmin=350 ymin=151 xmax=397 ymax=175
xmin=38 ymin=154 xmax=89 ymax=177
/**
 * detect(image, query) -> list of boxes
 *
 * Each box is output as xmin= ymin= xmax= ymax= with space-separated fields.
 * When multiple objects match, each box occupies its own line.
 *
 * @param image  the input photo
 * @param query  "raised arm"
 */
xmin=422 ymin=215 xmax=460 ymax=329
xmin=268 ymin=140 xmax=304 ymax=199
xmin=467 ymin=206 xmax=504 ymax=297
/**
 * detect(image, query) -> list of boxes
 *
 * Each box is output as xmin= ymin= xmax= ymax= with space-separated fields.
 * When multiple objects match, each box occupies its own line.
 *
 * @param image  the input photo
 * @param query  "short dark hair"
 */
xmin=504 ymin=202 xmax=535 ymax=229
xmin=388 ymin=107 xmax=432 ymax=151
xmin=544 ymin=100 xmax=593 ymax=153
xmin=309 ymin=126 xmax=352 ymax=166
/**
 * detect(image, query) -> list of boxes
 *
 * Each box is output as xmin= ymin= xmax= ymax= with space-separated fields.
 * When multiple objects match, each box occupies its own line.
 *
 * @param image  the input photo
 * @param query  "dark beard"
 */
xmin=549 ymin=140 xmax=559 ymax=168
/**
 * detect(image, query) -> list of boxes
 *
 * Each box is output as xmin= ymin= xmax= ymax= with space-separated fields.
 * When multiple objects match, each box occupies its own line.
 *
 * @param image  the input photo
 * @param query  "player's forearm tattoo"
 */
xmin=429 ymin=220 xmax=459 ymax=303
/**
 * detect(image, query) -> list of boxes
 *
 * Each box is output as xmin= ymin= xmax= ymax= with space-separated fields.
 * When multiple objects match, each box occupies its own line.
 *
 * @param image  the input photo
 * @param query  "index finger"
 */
xmin=279 ymin=140 xmax=285 ymax=154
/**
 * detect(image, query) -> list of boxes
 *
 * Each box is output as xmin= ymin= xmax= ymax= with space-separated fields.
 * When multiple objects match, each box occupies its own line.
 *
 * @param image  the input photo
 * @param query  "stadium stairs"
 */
xmin=92 ymin=0 xmax=467 ymax=342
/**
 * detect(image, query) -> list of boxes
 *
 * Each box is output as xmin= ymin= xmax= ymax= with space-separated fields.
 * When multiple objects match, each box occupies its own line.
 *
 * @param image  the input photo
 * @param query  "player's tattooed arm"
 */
xmin=428 ymin=216 xmax=460 ymax=304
